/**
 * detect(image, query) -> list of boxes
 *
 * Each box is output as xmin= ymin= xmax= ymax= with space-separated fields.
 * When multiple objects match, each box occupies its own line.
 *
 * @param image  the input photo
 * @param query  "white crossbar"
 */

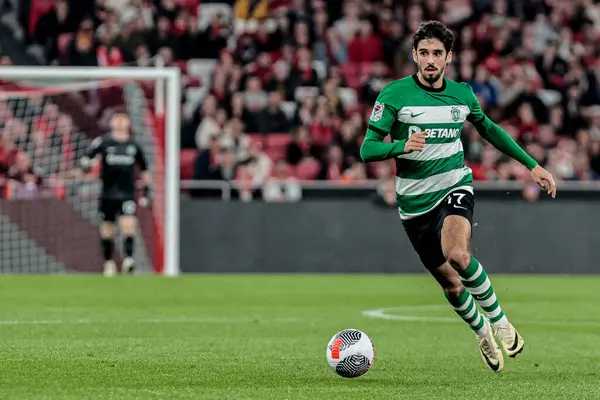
xmin=0 ymin=66 xmax=177 ymax=80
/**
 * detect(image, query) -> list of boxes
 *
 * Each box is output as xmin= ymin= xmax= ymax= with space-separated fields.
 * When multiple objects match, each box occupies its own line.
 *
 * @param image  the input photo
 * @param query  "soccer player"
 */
xmin=360 ymin=21 xmax=556 ymax=373
xmin=80 ymin=112 xmax=151 ymax=277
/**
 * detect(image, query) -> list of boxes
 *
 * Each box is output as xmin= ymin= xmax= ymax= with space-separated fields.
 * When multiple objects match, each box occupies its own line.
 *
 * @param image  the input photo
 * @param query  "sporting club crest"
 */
xmin=370 ymin=101 xmax=385 ymax=122
xmin=450 ymin=106 xmax=461 ymax=122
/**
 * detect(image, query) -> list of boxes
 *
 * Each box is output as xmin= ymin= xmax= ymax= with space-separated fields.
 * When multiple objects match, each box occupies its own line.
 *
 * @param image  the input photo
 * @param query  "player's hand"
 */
xmin=138 ymin=197 xmax=150 ymax=207
xmin=530 ymin=165 xmax=556 ymax=198
xmin=404 ymin=133 xmax=426 ymax=153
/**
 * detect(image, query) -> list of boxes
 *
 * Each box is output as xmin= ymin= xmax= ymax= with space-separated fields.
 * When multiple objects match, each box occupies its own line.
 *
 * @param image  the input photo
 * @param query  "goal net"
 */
xmin=0 ymin=66 xmax=180 ymax=275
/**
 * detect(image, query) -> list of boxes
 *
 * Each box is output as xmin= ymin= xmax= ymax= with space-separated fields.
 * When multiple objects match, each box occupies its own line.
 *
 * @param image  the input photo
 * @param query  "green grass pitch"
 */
xmin=1 ymin=274 xmax=599 ymax=399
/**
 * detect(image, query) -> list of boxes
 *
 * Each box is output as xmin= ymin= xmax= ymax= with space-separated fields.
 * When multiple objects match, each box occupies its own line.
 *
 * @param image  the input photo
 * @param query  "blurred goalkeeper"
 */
xmin=80 ymin=112 xmax=151 ymax=277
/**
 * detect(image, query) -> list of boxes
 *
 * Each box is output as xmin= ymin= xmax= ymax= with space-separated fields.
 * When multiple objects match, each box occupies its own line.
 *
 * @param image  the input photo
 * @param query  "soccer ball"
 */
xmin=326 ymin=329 xmax=375 ymax=378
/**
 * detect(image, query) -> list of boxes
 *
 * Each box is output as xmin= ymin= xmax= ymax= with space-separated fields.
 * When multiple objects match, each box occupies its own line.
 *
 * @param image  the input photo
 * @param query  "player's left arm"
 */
xmin=465 ymin=84 xmax=556 ymax=198
xmin=134 ymin=143 xmax=152 ymax=206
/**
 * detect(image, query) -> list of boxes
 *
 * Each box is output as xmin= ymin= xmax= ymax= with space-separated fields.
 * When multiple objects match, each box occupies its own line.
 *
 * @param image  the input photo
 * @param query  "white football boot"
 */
xmin=103 ymin=260 xmax=117 ymax=277
xmin=493 ymin=322 xmax=525 ymax=358
xmin=122 ymin=257 xmax=135 ymax=274
xmin=477 ymin=319 xmax=504 ymax=372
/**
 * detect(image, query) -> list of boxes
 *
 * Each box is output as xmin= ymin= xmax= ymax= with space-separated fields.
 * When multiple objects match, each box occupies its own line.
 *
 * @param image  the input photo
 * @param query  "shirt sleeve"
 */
xmin=360 ymin=85 xmax=406 ymax=162
xmin=85 ymin=136 xmax=104 ymax=159
xmin=464 ymin=83 xmax=538 ymax=170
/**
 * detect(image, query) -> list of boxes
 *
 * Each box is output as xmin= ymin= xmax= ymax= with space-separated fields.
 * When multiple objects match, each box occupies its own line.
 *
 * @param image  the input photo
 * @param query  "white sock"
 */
xmin=475 ymin=319 xmax=490 ymax=337
xmin=491 ymin=315 xmax=509 ymax=327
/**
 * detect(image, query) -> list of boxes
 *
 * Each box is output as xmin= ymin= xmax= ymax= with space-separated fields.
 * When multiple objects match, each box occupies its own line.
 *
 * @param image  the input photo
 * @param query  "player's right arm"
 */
xmin=80 ymin=136 xmax=104 ymax=173
xmin=360 ymin=85 xmax=424 ymax=162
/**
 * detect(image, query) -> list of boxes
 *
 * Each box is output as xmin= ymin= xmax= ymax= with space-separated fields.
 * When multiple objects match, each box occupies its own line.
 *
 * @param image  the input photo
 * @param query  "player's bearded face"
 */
xmin=413 ymin=39 xmax=451 ymax=84
xmin=421 ymin=62 xmax=445 ymax=83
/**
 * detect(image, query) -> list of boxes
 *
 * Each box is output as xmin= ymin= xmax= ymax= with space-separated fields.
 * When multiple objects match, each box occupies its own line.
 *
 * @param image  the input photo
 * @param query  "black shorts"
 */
xmin=401 ymin=189 xmax=474 ymax=271
xmin=99 ymin=198 xmax=137 ymax=222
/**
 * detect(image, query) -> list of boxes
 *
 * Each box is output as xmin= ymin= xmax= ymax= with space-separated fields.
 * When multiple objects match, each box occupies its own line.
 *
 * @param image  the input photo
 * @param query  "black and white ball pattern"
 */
xmin=326 ymin=329 xmax=375 ymax=378
xmin=332 ymin=329 xmax=362 ymax=351
xmin=335 ymin=354 xmax=372 ymax=378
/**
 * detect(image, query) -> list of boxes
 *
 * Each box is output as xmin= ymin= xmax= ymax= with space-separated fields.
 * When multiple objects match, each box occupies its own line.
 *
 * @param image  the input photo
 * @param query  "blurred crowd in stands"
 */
xmin=2 ymin=0 xmax=600 ymax=202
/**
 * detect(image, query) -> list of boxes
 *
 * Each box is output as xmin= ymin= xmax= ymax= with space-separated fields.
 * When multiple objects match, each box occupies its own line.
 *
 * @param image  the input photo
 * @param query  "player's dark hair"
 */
xmin=112 ymin=111 xmax=128 ymax=118
xmin=412 ymin=21 xmax=454 ymax=53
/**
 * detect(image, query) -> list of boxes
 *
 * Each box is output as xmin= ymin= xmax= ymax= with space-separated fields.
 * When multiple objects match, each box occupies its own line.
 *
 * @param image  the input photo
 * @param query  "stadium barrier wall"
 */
xmin=180 ymin=194 xmax=600 ymax=274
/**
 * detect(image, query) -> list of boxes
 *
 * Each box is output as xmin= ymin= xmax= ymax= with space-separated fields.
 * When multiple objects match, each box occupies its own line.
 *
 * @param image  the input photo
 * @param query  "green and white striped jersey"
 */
xmin=367 ymin=75 xmax=482 ymax=220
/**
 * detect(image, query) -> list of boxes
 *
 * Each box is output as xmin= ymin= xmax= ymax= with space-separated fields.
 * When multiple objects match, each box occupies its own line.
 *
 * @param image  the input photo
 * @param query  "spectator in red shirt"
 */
xmin=348 ymin=18 xmax=382 ymax=63
xmin=96 ymin=24 xmax=124 ymax=67
xmin=245 ymin=52 xmax=273 ymax=85
xmin=515 ymin=102 xmax=540 ymax=145
xmin=311 ymin=100 xmax=335 ymax=148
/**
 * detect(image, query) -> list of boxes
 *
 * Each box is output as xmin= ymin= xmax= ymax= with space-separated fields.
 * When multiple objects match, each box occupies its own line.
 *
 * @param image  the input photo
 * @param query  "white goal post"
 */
xmin=0 ymin=66 xmax=181 ymax=277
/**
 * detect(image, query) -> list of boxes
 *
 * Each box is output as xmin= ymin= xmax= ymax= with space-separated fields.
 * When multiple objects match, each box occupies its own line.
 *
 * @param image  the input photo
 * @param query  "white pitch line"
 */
xmin=363 ymin=307 xmax=457 ymax=323
xmin=138 ymin=317 xmax=300 ymax=324
xmin=362 ymin=305 xmax=600 ymax=327
xmin=0 ymin=317 xmax=300 ymax=325
xmin=0 ymin=319 xmax=89 ymax=325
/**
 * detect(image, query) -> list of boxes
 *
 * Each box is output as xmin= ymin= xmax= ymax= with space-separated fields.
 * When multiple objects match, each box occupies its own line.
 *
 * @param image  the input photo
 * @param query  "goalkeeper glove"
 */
xmin=80 ymin=157 xmax=91 ymax=173
xmin=140 ymin=185 xmax=152 ymax=207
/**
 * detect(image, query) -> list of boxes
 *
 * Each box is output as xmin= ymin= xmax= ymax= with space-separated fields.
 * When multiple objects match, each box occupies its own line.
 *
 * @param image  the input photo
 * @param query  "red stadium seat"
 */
xmin=340 ymin=62 xmax=361 ymax=90
xmin=246 ymin=133 xmax=264 ymax=145
xmin=265 ymin=147 xmax=286 ymax=161
xmin=340 ymin=62 xmax=359 ymax=80
xmin=358 ymin=62 xmax=390 ymax=77
xmin=295 ymin=159 xmax=320 ymax=180
xmin=265 ymin=133 xmax=292 ymax=151
xmin=180 ymin=149 xmax=198 ymax=180
xmin=264 ymin=134 xmax=292 ymax=161
xmin=177 ymin=0 xmax=200 ymax=15
xmin=358 ymin=62 xmax=372 ymax=77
